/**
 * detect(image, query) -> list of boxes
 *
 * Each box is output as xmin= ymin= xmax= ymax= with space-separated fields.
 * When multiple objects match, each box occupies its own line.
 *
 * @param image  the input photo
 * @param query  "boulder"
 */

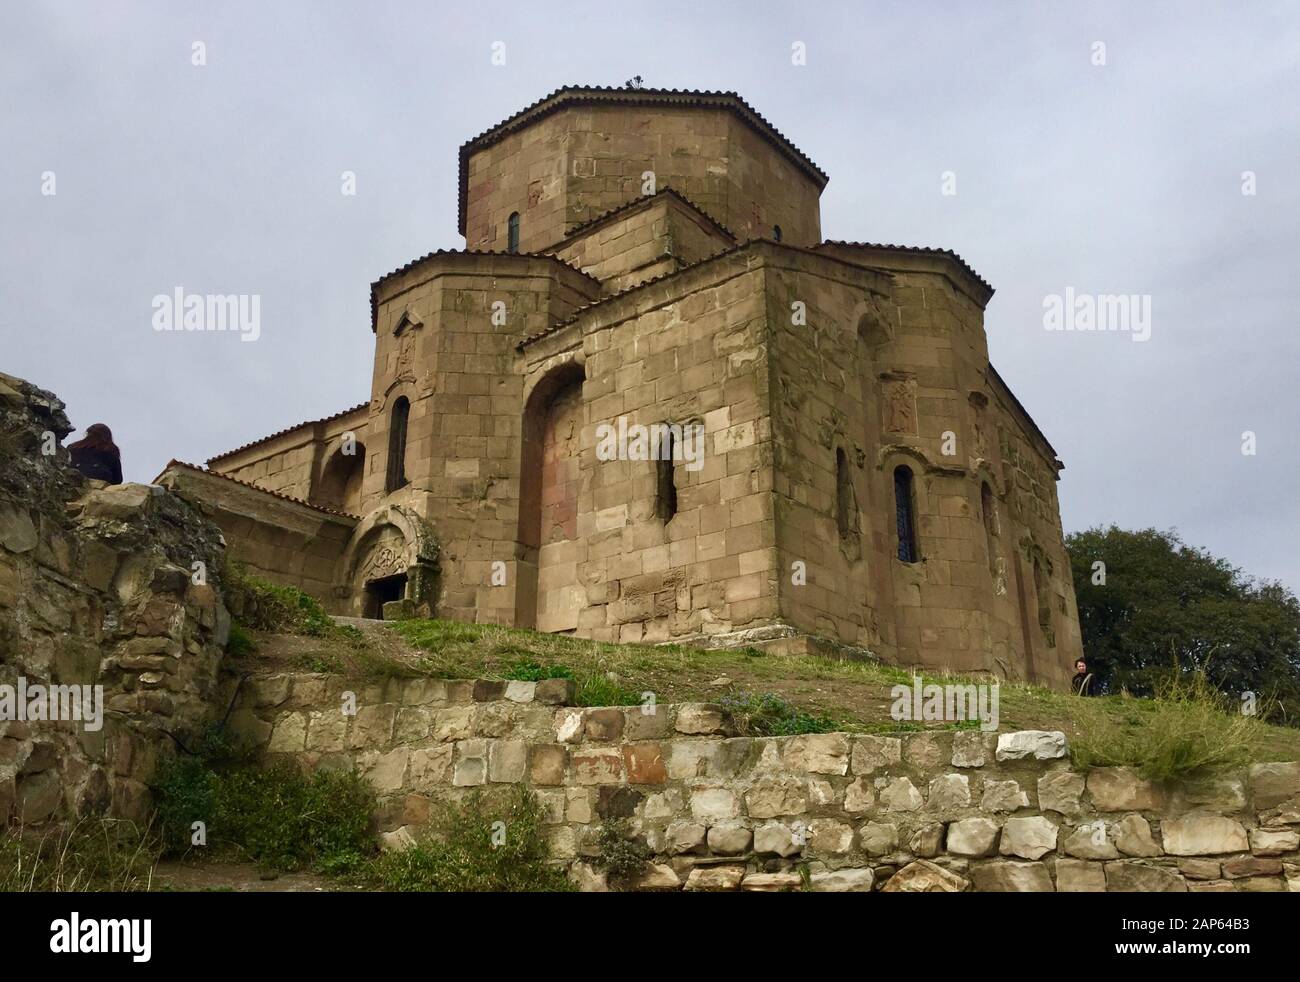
xmin=881 ymin=859 xmax=970 ymax=892
xmin=851 ymin=735 xmax=902 ymax=775
xmin=947 ymin=817 xmax=1000 ymax=857
xmin=980 ymin=780 xmax=1029 ymax=812
xmin=970 ymin=860 xmax=1054 ymax=892
xmin=1114 ymin=814 xmax=1162 ymax=857
xmin=1087 ymin=767 xmax=1164 ymax=811
xmin=706 ymin=824 xmax=753 ymax=855
xmin=1037 ymin=769 xmax=1085 ymax=815
xmin=995 ymin=730 xmax=1066 ymax=761
xmin=782 ymin=733 xmax=851 ymax=775
xmin=1055 ymin=859 xmax=1106 ymax=892
xmin=1104 ymin=861 xmax=1187 ymax=892
xmin=877 ymin=777 xmax=924 ymax=812
xmin=684 ymin=865 xmax=745 ymax=891
xmin=1248 ymin=827 xmax=1299 ymax=856
xmin=1000 ymin=816 xmax=1059 ymax=860
xmin=810 ymin=868 xmax=875 ymax=892
xmin=753 ymin=821 xmax=803 ymax=857
xmin=1161 ymin=816 xmax=1249 ymax=856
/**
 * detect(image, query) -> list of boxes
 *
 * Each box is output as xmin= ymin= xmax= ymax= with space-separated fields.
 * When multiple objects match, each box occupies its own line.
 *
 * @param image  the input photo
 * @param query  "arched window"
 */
xmin=385 ymin=396 xmax=410 ymax=493
xmin=655 ymin=426 xmax=678 ymax=522
xmin=773 ymin=224 xmax=783 ymax=243
xmin=980 ymin=481 xmax=998 ymax=571
xmin=894 ymin=465 xmax=919 ymax=563
xmin=507 ymin=212 xmax=520 ymax=254
xmin=835 ymin=447 xmax=857 ymax=541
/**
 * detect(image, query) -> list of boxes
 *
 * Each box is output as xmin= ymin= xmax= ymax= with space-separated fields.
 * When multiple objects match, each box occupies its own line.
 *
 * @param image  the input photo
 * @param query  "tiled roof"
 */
xmin=546 ymin=186 xmax=738 ymax=251
xmin=457 ymin=86 xmax=830 ymax=235
xmin=206 ymin=403 xmax=368 ymax=465
xmin=368 ymin=248 xmax=600 ymax=332
xmin=817 ymin=241 xmax=993 ymax=295
xmin=156 ymin=460 xmax=361 ymax=520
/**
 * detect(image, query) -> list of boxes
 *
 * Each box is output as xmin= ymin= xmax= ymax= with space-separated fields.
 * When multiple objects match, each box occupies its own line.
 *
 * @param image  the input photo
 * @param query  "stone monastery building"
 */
xmin=159 ymin=86 xmax=1083 ymax=689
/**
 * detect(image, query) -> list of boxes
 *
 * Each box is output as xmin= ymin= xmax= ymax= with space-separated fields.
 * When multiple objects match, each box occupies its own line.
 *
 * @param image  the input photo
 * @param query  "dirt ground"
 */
xmin=151 ymin=860 xmax=352 ymax=892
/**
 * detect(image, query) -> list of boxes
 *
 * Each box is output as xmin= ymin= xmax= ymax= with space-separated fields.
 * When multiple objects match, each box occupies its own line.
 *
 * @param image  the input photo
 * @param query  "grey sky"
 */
xmin=3 ymin=1 xmax=1297 ymax=590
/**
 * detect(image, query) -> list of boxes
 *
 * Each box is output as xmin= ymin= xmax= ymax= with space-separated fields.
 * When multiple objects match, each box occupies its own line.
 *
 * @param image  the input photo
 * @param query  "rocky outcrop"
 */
xmin=0 ymin=373 xmax=232 ymax=826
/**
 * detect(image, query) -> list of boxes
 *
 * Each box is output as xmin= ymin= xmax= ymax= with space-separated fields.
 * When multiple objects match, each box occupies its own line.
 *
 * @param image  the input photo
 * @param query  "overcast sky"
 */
xmin=3 ymin=1 xmax=1297 ymax=591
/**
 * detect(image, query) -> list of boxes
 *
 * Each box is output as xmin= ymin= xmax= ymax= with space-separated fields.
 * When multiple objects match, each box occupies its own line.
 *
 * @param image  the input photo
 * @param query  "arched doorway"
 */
xmin=337 ymin=505 xmax=440 ymax=620
xmin=517 ymin=361 xmax=585 ymax=631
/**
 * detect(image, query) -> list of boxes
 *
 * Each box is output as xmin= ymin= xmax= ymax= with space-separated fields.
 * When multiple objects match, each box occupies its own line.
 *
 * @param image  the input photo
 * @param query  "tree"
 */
xmin=1066 ymin=526 xmax=1300 ymax=720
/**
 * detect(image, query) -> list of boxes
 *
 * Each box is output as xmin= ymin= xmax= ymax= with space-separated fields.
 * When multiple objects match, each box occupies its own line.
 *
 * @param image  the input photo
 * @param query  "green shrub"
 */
xmin=0 ymin=818 xmax=160 ymax=892
xmin=1070 ymin=670 xmax=1271 ymax=782
xmin=152 ymin=756 xmax=376 ymax=872
xmin=213 ymin=765 xmax=374 ymax=871
xmin=225 ymin=621 xmax=254 ymax=657
xmin=721 ymin=692 xmax=836 ymax=736
xmin=592 ymin=817 xmax=650 ymax=885
xmin=358 ymin=786 xmax=573 ymax=892
xmin=153 ymin=755 xmax=219 ymax=854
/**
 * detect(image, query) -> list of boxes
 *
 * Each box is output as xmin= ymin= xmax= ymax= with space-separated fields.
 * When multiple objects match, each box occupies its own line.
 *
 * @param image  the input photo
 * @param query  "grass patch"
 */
xmin=574 ymin=672 xmax=642 ymax=707
xmin=501 ymin=659 xmax=575 ymax=682
xmin=222 ymin=561 xmax=338 ymax=637
xmin=0 ymin=818 xmax=160 ymax=892
xmin=353 ymin=786 xmax=573 ymax=892
xmin=291 ymin=651 xmax=346 ymax=674
xmin=721 ymin=692 xmax=837 ymax=736
xmin=1070 ymin=671 xmax=1273 ymax=781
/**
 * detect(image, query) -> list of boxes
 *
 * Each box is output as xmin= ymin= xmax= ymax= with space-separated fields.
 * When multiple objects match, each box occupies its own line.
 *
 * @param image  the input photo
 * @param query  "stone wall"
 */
xmin=209 ymin=403 xmax=369 ymax=515
xmin=1 ymin=373 xmax=232 ymax=826
xmin=519 ymin=250 xmax=780 ymax=644
xmin=158 ymin=463 xmax=356 ymax=604
xmin=550 ymin=190 xmax=735 ymax=296
xmin=233 ymin=671 xmax=1300 ymax=892
xmin=461 ymin=91 xmax=825 ymax=254
xmin=790 ymin=245 xmax=1081 ymax=688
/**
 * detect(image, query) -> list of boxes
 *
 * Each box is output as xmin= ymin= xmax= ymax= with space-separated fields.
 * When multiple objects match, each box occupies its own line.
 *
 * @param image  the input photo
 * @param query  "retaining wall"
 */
xmin=229 ymin=672 xmax=1300 ymax=892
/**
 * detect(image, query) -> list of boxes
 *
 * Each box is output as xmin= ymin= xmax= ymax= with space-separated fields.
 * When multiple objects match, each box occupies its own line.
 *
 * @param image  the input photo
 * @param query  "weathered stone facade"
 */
xmin=233 ymin=671 xmax=1300 ymax=892
xmin=167 ymin=86 xmax=1082 ymax=687
xmin=1 ymin=373 xmax=232 ymax=826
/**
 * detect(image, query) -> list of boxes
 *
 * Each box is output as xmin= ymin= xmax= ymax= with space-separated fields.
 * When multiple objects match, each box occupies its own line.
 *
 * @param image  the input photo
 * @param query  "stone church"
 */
xmin=158 ymin=86 xmax=1082 ymax=688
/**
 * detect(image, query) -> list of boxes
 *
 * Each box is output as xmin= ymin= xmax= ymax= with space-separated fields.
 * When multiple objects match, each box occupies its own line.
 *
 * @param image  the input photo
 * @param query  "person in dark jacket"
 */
xmin=67 ymin=423 xmax=123 ymax=485
xmin=1070 ymin=658 xmax=1097 ymax=696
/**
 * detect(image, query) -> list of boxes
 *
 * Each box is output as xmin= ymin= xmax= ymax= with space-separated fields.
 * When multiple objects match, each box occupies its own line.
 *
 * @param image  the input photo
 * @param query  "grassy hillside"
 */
xmin=230 ymin=613 xmax=1300 ymax=774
